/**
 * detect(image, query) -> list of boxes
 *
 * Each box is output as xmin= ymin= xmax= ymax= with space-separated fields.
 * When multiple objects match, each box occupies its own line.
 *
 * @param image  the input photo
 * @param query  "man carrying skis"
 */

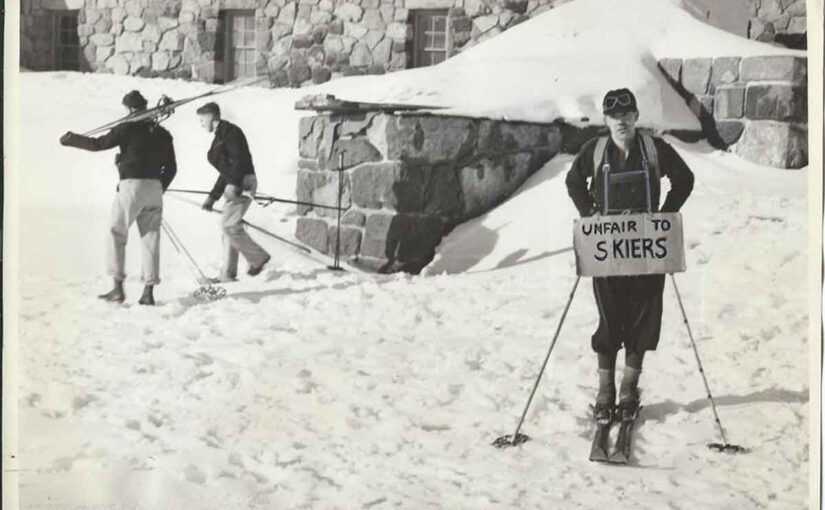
xmin=59 ymin=90 xmax=177 ymax=305
xmin=565 ymin=89 xmax=694 ymax=436
xmin=196 ymin=102 xmax=270 ymax=282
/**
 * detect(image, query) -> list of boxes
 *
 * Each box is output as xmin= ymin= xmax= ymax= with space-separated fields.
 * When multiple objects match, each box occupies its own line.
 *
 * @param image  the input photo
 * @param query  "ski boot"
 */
xmin=247 ymin=255 xmax=271 ymax=276
xmin=138 ymin=285 xmax=155 ymax=306
xmin=98 ymin=280 xmax=125 ymax=303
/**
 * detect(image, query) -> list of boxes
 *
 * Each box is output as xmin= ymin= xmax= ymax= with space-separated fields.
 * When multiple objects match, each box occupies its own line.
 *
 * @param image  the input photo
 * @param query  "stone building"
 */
xmin=20 ymin=0 xmax=807 ymax=85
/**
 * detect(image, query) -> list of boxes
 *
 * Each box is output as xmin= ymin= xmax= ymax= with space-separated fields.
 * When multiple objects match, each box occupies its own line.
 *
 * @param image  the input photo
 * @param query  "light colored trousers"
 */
xmin=108 ymin=179 xmax=163 ymax=285
xmin=221 ymin=177 xmax=269 ymax=279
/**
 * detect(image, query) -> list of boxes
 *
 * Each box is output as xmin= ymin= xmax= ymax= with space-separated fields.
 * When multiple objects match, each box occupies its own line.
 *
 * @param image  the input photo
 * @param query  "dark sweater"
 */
xmin=207 ymin=120 xmax=256 ymax=200
xmin=61 ymin=121 xmax=177 ymax=190
xmin=565 ymin=134 xmax=694 ymax=216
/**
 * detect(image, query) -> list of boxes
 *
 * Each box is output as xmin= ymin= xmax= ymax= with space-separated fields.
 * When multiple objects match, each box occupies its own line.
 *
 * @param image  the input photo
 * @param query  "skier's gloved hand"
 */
xmin=59 ymin=132 xmax=76 ymax=146
xmin=202 ymin=196 xmax=215 ymax=212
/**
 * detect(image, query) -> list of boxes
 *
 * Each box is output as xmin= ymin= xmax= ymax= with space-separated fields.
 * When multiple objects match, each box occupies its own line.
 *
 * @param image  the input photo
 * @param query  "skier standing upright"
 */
xmin=196 ymin=102 xmax=270 ymax=282
xmin=565 ymin=89 xmax=695 ymax=422
xmin=59 ymin=90 xmax=177 ymax=305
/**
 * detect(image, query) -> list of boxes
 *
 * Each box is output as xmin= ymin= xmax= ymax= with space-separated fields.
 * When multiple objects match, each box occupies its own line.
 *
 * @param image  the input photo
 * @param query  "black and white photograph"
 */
xmin=3 ymin=0 xmax=822 ymax=508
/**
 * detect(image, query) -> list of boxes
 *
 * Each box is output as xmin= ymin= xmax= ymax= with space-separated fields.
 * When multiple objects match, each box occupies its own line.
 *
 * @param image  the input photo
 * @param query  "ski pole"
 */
xmin=670 ymin=274 xmax=745 ymax=454
xmin=328 ymin=151 xmax=345 ymax=271
xmin=494 ymin=275 xmax=581 ymax=448
xmin=164 ymin=192 xmax=313 ymax=255
xmin=161 ymin=219 xmax=226 ymax=301
xmin=166 ymin=188 xmax=343 ymax=211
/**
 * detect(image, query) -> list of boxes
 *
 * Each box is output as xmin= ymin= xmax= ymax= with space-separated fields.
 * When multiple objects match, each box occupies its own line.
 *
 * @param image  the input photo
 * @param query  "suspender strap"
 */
xmin=639 ymin=133 xmax=660 ymax=181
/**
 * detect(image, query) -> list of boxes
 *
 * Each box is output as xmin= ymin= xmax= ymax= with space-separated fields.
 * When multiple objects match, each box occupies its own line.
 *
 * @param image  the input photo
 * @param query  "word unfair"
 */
xmin=574 ymin=213 xmax=686 ymax=277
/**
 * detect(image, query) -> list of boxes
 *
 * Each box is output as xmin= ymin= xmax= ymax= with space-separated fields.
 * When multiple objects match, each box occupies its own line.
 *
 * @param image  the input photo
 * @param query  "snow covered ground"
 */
xmin=9 ymin=73 xmax=811 ymax=509
xmin=5 ymin=0 xmax=814 ymax=506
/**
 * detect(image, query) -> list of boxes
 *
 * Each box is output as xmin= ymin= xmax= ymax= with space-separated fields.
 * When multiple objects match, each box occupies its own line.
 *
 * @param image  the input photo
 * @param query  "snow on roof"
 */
xmin=317 ymin=0 xmax=804 ymax=130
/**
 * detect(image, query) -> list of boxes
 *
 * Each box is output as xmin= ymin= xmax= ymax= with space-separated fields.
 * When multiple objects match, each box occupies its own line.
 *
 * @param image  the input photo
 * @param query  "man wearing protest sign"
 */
xmin=565 ymin=89 xmax=694 ymax=423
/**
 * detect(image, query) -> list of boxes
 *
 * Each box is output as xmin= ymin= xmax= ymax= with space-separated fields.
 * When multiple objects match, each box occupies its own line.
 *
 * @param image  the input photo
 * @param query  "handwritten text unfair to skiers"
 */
xmin=573 ymin=213 xmax=686 ymax=277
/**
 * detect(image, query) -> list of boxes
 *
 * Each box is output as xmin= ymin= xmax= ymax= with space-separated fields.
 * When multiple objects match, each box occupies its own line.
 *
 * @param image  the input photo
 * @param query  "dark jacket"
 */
xmin=207 ymin=120 xmax=255 ymax=200
xmin=61 ymin=121 xmax=177 ymax=190
xmin=565 ymin=133 xmax=694 ymax=216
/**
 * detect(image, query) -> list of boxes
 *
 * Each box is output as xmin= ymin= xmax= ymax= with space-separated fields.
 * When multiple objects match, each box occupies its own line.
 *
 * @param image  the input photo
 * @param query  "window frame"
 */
xmin=51 ymin=10 xmax=80 ymax=71
xmin=219 ymin=9 xmax=258 ymax=83
xmin=411 ymin=9 xmax=451 ymax=69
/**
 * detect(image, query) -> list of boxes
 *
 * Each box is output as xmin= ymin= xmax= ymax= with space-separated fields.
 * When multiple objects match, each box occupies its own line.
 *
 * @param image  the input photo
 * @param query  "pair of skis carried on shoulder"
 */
xmin=589 ymin=403 xmax=642 ymax=464
xmin=80 ymin=76 xmax=269 ymax=136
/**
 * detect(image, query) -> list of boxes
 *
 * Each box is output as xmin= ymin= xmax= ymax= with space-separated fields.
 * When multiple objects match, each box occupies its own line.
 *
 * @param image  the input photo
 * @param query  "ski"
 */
xmin=81 ymin=76 xmax=269 ymax=136
xmin=608 ymin=404 xmax=642 ymax=464
xmin=588 ymin=405 xmax=615 ymax=463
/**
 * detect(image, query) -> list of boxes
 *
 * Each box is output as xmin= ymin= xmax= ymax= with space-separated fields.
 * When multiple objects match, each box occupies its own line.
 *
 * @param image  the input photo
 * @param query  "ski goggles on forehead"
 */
xmin=603 ymin=93 xmax=635 ymax=111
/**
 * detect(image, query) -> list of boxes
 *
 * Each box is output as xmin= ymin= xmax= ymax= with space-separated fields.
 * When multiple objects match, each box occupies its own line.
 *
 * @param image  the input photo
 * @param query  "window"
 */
xmin=52 ymin=10 xmax=80 ymax=71
xmin=412 ymin=10 xmax=449 ymax=68
xmin=218 ymin=10 xmax=257 ymax=82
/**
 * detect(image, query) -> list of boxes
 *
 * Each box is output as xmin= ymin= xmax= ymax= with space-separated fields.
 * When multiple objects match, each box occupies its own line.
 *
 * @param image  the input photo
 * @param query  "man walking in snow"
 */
xmin=196 ymin=102 xmax=270 ymax=282
xmin=565 ymin=88 xmax=694 ymax=421
xmin=59 ymin=90 xmax=177 ymax=305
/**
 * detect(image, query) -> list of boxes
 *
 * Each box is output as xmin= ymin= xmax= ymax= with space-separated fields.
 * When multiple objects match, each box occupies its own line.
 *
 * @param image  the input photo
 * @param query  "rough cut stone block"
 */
xmin=124 ymin=16 xmax=145 ymax=31
xmin=334 ymin=2 xmax=363 ymax=21
xmin=327 ymin=138 xmax=382 ymax=170
xmin=160 ymin=31 xmax=184 ymax=51
xmin=735 ymin=121 xmax=807 ymax=169
xmin=96 ymin=45 xmax=114 ymax=62
xmin=327 ymin=226 xmax=362 ymax=256
xmin=740 ymin=56 xmax=807 ymax=83
xmin=386 ymin=116 xmax=476 ymax=162
xmin=115 ymin=31 xmax=143 ymax=52
xmin=152 ymin=51 xmax=171 ymax=71
xmin=312 ymin=66 xmax=332 ymax=84
xmin=141 ymin=23 xmax=162 ymax=44
xmin=342 ymin=210 xmax=366 ymax=226
xmin=714 ymin=86 xmax=745 ymax=119
xmin=744 ymin=84 xmax=806 ymax=122
xmin=681 ymin=58 xmax=713 ymax=95
xmin=711 ymin=57 xmax=740 ymax=86
xmin=351 ymin=162 xmax=408 ymax=210
xmin=90 ymin=33 xmax=115 ymax=46
xmin=714 ymin=120 xmax=745 ymax=147
xmin=296 ymin=169 xmax=351 ymax=217
xmin=296 ymin=217 xmax=329 ymax=253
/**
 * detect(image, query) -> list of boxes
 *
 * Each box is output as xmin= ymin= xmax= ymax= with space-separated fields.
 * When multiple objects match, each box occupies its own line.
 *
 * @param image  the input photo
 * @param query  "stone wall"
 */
xmin=684 ymin=0 xmax=807 ymax=49
xmin=294 ymin=111 xmax=561 ymax=272
xmin=746 ymin=0 xmax=807 ymax=49
xmin=20 ymin=0 xmax=570 ymax=83
xmin=658 ymin=55 xmax=807 ymax=168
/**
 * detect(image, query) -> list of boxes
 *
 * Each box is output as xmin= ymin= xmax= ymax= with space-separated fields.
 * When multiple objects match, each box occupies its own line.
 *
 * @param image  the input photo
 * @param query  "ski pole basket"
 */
xmin=161 ymin=220 xmax=227 ymax=302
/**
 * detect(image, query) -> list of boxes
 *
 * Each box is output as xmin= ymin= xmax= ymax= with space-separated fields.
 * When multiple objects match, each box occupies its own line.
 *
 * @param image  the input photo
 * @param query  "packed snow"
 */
xmin=7 ymin=0 xmax=812 ymax=506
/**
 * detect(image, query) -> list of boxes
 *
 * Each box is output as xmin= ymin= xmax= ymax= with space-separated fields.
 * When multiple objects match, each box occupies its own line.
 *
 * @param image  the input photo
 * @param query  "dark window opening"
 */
xmin=217 ymin=10 xmax=257 ymax=82
xmin=52 ymin=10 xmax=80 ymax=71
xmin=412 ymin=9 xmax=449 ymax=68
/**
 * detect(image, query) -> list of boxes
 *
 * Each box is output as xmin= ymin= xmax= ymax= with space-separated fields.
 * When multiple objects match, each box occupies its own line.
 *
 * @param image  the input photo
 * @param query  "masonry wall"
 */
xmin=20 ymin=0 xmax=570 ymax=83
xmin=294 ymin=112 xmax=561 ymax=272
xmin=658 ymin=55 xmax=807 ymax=169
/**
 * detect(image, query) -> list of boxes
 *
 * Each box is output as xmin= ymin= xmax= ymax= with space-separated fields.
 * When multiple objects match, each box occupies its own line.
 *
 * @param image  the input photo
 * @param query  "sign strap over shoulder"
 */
xmin=592 ymin=136 xmax=609 ymax=181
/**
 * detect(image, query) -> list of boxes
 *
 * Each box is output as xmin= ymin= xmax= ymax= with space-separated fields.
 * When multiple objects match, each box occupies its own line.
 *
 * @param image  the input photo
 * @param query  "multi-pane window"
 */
xmin=412 ymin=10 xmax=449 ymax=68
xmin=53 ymin=10 xmax=80 ymax=71
xmin=219 ymin=10 xmax=257 ymax=82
